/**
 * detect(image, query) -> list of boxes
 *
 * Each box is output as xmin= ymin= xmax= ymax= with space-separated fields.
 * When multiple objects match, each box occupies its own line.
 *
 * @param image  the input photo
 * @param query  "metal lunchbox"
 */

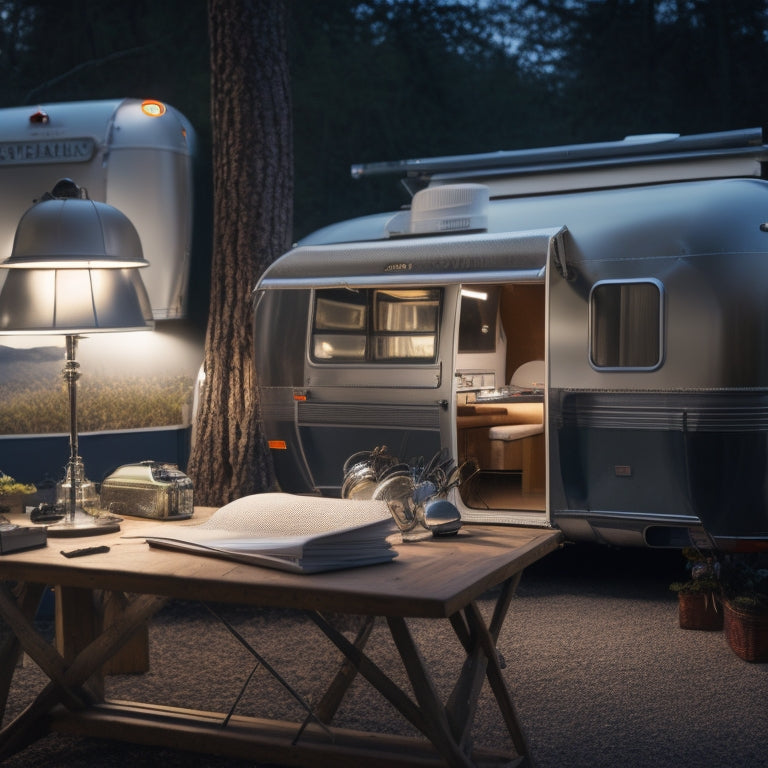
xmin=100 ymin=461 xmax=194 ymax=520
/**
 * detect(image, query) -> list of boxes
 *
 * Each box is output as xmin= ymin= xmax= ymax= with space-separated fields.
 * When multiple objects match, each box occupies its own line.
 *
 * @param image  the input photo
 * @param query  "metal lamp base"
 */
xmin=45 ymin=508 xmax=122 ymax=538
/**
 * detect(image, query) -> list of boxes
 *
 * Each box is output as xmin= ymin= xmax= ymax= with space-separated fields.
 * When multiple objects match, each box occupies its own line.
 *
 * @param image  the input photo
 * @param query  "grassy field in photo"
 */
xmin=0 ymin=375 xmax=194 ymax=434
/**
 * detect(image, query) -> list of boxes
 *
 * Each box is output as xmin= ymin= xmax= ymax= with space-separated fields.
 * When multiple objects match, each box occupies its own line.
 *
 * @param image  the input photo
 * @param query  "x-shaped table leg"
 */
xmin=0 ymin=581 xmax=167 ymax=761
xmin=445 ymin=574 xmax=526 ymax=753
xmin=0 ymin=582 xmax=46 ymax=724
xmin=308 ymin=571 xmax=532 ymax=768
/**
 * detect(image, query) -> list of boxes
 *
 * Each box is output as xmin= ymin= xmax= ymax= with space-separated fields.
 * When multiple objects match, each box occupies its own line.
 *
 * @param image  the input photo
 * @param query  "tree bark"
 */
xmin=187 ymin=0 xmax=293 ymax=505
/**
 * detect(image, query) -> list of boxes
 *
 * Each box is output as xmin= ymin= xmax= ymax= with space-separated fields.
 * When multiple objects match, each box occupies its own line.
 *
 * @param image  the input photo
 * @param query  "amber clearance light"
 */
xmin=141 ymin=100 xmax=166 ymax=117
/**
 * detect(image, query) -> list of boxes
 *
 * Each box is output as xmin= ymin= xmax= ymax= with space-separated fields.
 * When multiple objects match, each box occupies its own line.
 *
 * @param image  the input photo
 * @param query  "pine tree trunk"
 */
xmin=187 ymin=0 xmax=293 ymax=505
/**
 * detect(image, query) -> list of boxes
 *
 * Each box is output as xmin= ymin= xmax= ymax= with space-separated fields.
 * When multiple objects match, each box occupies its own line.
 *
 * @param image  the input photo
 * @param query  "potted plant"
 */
xmin=669 ymin=547 xmax=723 ymax=631
xmin=0 ymin=470 xmax=36 ymax=516
xmin=719 ymin=553 xmax=768 ymax=662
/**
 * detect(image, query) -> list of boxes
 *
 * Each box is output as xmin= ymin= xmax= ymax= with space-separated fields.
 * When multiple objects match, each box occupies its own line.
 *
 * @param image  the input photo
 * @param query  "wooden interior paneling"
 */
xmin=500 ymin=284 xmax=545 ymax=384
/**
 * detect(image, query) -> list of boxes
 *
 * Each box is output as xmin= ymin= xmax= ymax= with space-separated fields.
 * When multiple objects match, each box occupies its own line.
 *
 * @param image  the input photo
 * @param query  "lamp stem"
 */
xmin=64 ymin=334 xmax=81 ymax=523
xmin=46 ymin=334 xmax=119 ymax=537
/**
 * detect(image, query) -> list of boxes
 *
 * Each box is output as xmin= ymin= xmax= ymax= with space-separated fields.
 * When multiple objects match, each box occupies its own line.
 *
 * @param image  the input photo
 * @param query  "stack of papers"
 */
xmin=144 ymin=493 xmax=398 ymax=573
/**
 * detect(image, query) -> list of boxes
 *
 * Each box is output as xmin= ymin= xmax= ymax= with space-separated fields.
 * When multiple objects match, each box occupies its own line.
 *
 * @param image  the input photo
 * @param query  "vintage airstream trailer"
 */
xmin=253 ymin=128 xmax=768 ymax=551
xmin=0 ymin=98 xmax=195 ymax=319
xmin=0 ymin=99 xmax=201 ymax=483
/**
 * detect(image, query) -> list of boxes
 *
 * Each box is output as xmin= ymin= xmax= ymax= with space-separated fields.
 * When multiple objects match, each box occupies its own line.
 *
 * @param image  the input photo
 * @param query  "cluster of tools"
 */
xmin=341 ymin=446 xmax=477 ymax=539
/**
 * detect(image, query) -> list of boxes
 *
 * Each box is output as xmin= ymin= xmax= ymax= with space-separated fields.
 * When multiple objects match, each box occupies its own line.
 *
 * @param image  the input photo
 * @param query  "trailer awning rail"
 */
xmin=351 ymin=128 xmax=768 ymax=194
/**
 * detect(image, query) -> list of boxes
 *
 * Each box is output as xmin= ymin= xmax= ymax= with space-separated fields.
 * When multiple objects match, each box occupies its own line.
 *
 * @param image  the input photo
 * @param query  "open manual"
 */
xmin=140 ymin=493 xmax=398 ymax=574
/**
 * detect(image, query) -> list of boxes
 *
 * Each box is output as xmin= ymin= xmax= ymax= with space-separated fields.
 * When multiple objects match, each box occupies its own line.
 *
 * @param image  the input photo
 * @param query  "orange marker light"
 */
xmin=141 ymin=100 xmax=166 ymax=117
xmin=268 ymin=440 xmax=287 ymax=450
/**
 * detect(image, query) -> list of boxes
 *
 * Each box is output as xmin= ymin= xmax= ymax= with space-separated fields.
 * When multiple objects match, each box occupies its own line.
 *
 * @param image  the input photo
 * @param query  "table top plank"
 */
xmin=0 ymin=508 xmax=562 ymax=618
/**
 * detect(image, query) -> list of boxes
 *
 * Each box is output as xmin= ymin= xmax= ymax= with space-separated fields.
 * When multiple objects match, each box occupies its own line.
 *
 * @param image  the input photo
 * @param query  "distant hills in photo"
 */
xmin=0 ymin=345 xmax=63 ymax=386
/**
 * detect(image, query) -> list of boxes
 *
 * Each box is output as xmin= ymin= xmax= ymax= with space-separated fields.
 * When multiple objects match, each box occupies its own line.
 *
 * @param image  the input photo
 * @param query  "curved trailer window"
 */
xmin=590 ymin=279 xmax=663 ymax=370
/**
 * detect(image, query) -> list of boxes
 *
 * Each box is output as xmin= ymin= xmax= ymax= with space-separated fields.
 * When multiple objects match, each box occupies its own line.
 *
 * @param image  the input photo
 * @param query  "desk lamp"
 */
xmin=0 ymin=179 xmax=153 ymax=536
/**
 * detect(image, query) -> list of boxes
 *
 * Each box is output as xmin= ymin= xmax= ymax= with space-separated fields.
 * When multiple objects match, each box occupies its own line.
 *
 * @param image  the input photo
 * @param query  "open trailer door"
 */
xmin=255 ymin=225 xmax=566 ymax=505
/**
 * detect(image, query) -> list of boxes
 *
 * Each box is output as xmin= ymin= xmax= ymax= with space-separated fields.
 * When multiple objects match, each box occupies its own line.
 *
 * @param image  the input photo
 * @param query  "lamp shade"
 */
xmin=1 ymin=195 xmax=149 ymax=269
xmin=0 ymin=268 xmax=153 ymax=334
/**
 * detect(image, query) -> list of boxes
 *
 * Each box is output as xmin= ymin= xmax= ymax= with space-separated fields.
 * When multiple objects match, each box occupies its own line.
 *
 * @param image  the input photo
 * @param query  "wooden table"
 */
xmin=0 ymin=507 xmax=562 ymax=768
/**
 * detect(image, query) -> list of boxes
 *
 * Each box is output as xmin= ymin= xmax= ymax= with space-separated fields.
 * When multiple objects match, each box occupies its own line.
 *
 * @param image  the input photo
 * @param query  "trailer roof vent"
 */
xmin=407 ymin=183 xmax=489 ymax=235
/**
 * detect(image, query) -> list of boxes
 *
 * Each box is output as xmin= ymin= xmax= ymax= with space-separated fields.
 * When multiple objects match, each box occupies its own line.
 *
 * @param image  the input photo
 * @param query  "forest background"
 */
xmin=3 ymin=0 xmax=766 ymax=254
xmin=0 ymin=0 xmax=766 ymax=474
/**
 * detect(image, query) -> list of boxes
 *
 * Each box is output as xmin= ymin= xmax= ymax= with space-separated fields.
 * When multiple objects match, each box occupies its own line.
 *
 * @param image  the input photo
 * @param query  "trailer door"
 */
xmin=255 ymin=226 xmax=565 ymax=498
xmin=289 ymin=284 xmax=452 ymax=494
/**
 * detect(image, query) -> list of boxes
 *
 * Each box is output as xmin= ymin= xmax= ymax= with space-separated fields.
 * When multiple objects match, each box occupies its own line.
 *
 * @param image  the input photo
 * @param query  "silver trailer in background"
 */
xmin=0 ymin=98 xmax=195 ymax=319
xmin=0 ymin=99 xmax=201 ymax=483
xmin=254 ymin=128 xmax=768 ymax=552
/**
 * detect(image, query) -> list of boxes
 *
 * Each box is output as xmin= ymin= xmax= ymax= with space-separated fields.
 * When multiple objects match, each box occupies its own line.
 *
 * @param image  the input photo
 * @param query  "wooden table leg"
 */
xmin=101 ymin=591 xmax=150 ymax=675
xmin=0 ymin=582 xmax=93 ymax=711
xmin=443 ymin=573 xmax=533 ymax=766
xmin=397 ymin=572 xmax=531 ymax=767
xmin=0 ymin=582 xmax=46 ymax=724
xmin=311 ymin=590 xmax=531 ymax=768
xmin=308 ymin=610 xmax=426 ymax=734
xmin=464 ymin=600 xmax=532 ymax=763
xmin=387 ymin=615 xmax=475 ymax=768
xmin=313 ymin=614 xmax=376 ymax=724
xmin=55 ymin=586 xmax=104 ymax=699
xmin=446 ymin=574 xmax=520 ymax=748
xmin=0 ymin=591 xmax=167 ymax=761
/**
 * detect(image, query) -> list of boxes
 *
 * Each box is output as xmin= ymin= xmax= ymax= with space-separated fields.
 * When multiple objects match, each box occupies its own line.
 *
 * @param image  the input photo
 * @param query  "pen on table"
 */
xmin=60 ymin=545 xmax=111 ymax=558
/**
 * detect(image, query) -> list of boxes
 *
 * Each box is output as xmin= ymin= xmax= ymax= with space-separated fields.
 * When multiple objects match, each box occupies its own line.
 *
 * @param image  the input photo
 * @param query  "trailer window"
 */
xmin=459 ymin=286 xmax=500 ymax=353
xmin=313 ymin=291 xmax=368 ymax=360
xmin=311 ymin=288 xmax=441 ymax=363
xmin=590 ymin=280 xmax=662 ymax=369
